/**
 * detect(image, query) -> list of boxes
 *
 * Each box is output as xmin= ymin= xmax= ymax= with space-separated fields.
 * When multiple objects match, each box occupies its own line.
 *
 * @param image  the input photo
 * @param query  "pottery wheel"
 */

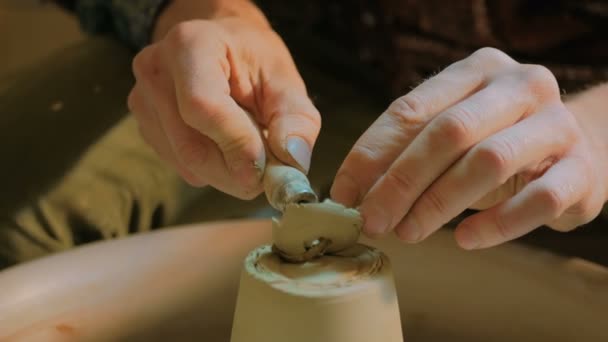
xmin=1 ymin=220 xmax=607 ymax=341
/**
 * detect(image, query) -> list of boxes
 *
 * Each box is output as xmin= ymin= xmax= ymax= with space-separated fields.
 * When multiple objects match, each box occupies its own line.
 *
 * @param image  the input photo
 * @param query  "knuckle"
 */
xmin=179 ymin=169 xmax=206 ymax=187
xmin=304 ymin=103 xmax=322 ymax=128
xmin=386 ymin=94 xmax=428 ymax=128
xmin=221 ymin=133 xmax=256 ymax=158
xmin=165 ymin=21 xmax=200 ymax=48
xmin=182 ymin=95 xmax=227 ymax=129
xmin=520 ymin=64 xmax=560 ymax=101
xmin=432 ymin=111 xmax=474 ymax=148
xmin=236 ymin=188 xmax=261 ymax=201
xmin=535 ymin=186 xmax=566 ymax=219
xmin=350 ymin=142 xmax=387 ymax=166
xmin=165 ymin=20 xmax=222 ymax=51
xmin=470 ymin=47 xmax=515 ymax=69
xmin=273 ymin=96 xmax=322 ymax=134
xmin=384 ymin=171 xmax=417 ymax=198
xmin=552 ymin=104 xmax=580 ymax=140
xmin=127 ymin=90 xmax=139 ymax=113
xmin=131 ymin=53 xmax=146 ymax=77
xmin=470 ymin=140 xmax=513 ymax=184
xmin=421 ymin=188 xmax=448 ymax=215
xmin=174 ymin=139 xmax=205 ymax=168
xmin=493 ymin=210 xmax=511 ymax=240
xmin=549 ymin=221 xmax=575 ymax=233
xmin=131 ymin=45 xmax=157 ymax=79
xmin=564 ymin=199 xmax=602 ymax=226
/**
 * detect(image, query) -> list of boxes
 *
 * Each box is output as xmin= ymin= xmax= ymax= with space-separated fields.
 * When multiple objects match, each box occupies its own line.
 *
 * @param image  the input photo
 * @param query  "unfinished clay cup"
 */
xmin=230 ymin=243 xmax=403 ymax=342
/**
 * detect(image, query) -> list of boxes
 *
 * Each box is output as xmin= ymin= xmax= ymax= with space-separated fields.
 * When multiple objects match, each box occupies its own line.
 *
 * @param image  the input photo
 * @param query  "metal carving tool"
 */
xmin=262 ymin=147 xmax=318 ymax=212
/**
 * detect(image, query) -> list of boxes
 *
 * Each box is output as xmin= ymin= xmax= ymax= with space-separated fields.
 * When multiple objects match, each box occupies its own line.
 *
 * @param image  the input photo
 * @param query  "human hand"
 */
xmin=331 ymin=47 xmax=608 ymax=249
xmin=127 ymin=2 xmax=320 ymax=199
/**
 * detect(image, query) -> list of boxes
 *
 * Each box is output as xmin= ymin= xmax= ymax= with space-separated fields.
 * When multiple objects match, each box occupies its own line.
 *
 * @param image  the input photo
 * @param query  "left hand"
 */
xmin=331 ymin=47 xmax=608 ymax=249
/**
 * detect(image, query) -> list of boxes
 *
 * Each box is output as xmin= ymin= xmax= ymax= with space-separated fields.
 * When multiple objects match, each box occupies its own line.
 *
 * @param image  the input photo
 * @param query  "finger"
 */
xmin=128 ymin=85 xmax=203 ymax=185
xmin=233 ymin=32 xmax=321 ymax=173
xmin=330 ymin=47 xmax=517 ymax=207
xmin=132 ymin=44 xmax=211 ymax=186
xmin=157 ymin=85 xmax=260 ymax=198
xmin=163 ymin=24 xmax=265 ymax=190
xmin=134 ymin=41 xmax=260 ymax=198
xmin=128 ymin=85 xmax=169 ymax=156
xmin=546 ymin=148 xmax=604 ymax=231
xmin=454 ymin=156 xmax=590 ymax=249
xmin=396 ymin=104 xmax=576 ymax=242
xmin=359 ymin=74 xmax=535 ymax=237
xmin=262 ymin=77 xmax=321 ymax=173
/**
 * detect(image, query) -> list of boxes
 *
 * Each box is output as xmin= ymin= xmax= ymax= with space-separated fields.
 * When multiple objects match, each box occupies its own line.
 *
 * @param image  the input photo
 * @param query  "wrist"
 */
xmin=152 ymin=0 xmax=269 ymax=42
xmin=565 ymin=83 xmax=608 ymax=200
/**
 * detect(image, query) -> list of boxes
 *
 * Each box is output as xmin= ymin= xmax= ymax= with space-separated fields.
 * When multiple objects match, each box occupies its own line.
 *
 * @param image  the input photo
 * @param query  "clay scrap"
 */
xmin=272 ymin=199 xmax=363 ymax=262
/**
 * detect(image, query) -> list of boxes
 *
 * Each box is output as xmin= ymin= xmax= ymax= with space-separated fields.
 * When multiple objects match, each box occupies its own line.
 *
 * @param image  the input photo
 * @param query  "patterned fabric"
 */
xmin=53 ymin=0 xmax=171 ymax=50
xmin=256 ymin=0 xmax=608 ymax=98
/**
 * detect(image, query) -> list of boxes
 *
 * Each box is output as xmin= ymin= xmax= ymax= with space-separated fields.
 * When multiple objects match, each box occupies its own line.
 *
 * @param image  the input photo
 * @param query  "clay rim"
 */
xmin=244 ymin=244 xmax=386 ymax=297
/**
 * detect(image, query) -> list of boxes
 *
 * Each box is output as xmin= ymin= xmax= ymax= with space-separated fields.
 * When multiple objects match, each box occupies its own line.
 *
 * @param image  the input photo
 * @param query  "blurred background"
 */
xmin=1 ymin=2 xmax=82 ymax=83
xmin=1 ymin=2 xmax=607 ymax=268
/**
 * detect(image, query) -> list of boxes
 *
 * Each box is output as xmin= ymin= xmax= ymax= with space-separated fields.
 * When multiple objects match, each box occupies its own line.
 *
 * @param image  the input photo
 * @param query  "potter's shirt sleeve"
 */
xmin=54 ymin=0 xmax=171 ymax=50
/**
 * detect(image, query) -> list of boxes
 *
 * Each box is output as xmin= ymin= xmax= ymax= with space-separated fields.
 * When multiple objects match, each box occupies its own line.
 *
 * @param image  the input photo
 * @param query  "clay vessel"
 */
xmin=230 ymin=244 xmax=403 ymax=342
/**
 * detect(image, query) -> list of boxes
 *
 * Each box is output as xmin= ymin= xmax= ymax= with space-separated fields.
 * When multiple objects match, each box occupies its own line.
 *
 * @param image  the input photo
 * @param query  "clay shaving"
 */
xmin=272 ymin=199 xmax=363 ymax=262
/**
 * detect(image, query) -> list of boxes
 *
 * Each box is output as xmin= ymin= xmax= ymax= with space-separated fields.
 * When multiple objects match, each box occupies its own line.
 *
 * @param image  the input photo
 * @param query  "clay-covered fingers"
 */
xmin=330 ymin=47 xmax=518 ymax=208
xmin=454 ymin=151 xmax=600 ymax=250
xmin=394 ymin=104 xmax=577 ymax=242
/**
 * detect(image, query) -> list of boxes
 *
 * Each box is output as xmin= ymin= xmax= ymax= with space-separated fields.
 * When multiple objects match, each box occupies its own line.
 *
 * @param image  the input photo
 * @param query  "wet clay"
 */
xmin=230 ymin=244 xmax=403 ymax=342
xmin=272 ymin=199 xmax=363 ymax=262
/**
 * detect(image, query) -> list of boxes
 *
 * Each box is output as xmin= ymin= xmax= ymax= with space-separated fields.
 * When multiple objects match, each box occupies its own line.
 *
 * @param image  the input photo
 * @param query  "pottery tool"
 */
xmin=262 ymin=147 xmax=318 ymax=212
xmin=271 ymin=199 xmax=363 ymax=262
xmin=261 ymin=149 xmax=363 ymax=263
xmin=257 ymin=125 xmax=362 ymax=263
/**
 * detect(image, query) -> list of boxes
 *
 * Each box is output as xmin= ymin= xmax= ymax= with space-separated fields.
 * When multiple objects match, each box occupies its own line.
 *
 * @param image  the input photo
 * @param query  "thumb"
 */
xmin=263 ymin=84 xmax=321 ymax=173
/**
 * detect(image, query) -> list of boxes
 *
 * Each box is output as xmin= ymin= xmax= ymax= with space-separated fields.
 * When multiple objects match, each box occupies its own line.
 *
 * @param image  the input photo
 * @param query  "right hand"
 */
xmin=128 ymin=15 xmax=320 ymax=199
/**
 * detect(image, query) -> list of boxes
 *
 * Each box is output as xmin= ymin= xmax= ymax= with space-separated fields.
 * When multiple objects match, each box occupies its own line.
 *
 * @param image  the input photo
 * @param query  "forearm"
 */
xmin=152 ymin=0 xmax=270 ymax=41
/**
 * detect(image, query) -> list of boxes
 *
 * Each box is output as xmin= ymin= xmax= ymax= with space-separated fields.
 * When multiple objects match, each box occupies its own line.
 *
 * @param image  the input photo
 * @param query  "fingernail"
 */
xmin=330 ymin=173 xmax=359 ymax=207
xmin=457 ymin=228 xmax=481 ymax=250
xmin=361 ymin=202 xmax=391 ymax=236
xmin=397 ymin=216 xmax=422 ymax=243
xmin=286 ymin=136 xmax=311 ymax=172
